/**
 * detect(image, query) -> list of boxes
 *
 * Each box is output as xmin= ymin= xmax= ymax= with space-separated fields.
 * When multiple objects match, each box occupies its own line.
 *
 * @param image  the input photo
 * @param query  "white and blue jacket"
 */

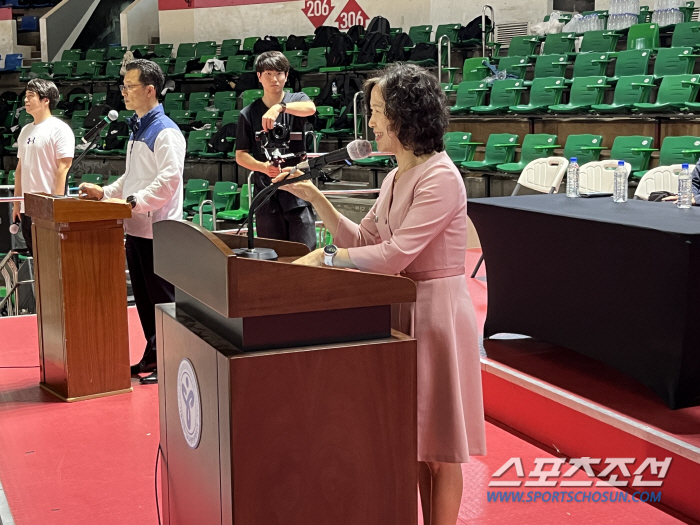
xmin=102 ymin=104 xmax=186 ymax=239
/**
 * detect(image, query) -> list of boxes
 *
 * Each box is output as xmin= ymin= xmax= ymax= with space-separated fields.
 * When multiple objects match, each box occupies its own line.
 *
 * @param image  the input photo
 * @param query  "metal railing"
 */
xmin=198 ymin=199 xmax=215 ymax=231
xmin=483 ymin=5 xmax=496 ymax=58
xmin=437 ymin=35 xmax=452 ymax=85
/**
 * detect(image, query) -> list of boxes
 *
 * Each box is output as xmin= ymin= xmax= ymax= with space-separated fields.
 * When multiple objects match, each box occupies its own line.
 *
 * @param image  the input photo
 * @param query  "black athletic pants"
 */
xmin=256 ymin=205 xmax=317 ymax=251
xmin=20 ymin=214 xmax=33 ymax=256
xmin=125 ymin=234 xmax=175 ymax=366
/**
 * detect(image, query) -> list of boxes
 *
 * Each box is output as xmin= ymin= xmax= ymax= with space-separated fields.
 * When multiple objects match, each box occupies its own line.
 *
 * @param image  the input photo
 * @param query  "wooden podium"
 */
xmin=24 ymin=193 xmax=132 ymax=402
xmin=153 ymin=220 xmax=419 ymax=525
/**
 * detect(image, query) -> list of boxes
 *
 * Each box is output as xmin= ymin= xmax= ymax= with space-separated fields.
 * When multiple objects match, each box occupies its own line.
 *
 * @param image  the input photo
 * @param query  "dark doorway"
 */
xmin=553 ymin=0 xmax=596 ymax=11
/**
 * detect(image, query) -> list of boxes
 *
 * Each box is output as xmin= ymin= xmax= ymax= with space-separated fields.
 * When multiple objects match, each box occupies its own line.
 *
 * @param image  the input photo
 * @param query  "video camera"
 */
xmin=255 ymin=122 xmax=306 ymax=168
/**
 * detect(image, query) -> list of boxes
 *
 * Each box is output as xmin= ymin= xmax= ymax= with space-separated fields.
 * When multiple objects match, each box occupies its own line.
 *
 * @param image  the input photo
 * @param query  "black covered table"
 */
xmin=469 ymin=194 xmax=700 ymax=409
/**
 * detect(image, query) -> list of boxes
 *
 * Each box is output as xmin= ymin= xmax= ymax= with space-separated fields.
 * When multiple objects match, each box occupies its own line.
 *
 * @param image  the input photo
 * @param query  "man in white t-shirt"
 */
xmin=12 ymin=78 xmax=74 ymax=255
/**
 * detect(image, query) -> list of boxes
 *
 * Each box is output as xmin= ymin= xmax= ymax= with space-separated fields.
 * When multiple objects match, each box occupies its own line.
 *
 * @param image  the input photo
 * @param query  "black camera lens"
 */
xmin=271 ymin=122 xmax=289 ymax=141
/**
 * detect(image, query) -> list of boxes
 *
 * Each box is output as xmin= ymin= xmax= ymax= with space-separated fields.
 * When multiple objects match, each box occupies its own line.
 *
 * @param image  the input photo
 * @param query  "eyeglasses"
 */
xmin=119 ymin=84 xmax=145 ymax=93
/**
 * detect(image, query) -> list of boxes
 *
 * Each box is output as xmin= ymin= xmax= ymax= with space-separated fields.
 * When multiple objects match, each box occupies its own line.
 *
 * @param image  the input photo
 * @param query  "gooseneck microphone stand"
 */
xmin=233 ymin=165 xmax=323 ymax=260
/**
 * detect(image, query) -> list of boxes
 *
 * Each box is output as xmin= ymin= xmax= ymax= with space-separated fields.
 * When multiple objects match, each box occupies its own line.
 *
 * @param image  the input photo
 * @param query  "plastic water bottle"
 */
xmin=677 ymin=163 xmax=692 ymax=208
xmin=613 ymin=161 xmax=628 ymax=202
xmin=567 ymin=157 xmax=580 ymax=198
xmin=331 ymin=82 xmax=338 ymax=96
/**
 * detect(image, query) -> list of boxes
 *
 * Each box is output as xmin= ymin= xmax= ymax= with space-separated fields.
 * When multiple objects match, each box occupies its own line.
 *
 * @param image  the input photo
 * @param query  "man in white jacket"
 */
xmin=79 ymin=59 xmax=186 ymax=385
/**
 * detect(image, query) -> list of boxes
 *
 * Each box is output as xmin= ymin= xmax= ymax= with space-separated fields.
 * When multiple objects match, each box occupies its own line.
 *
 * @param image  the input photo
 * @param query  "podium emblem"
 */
xmin=177 ymin=358 xmax=202 ymax=449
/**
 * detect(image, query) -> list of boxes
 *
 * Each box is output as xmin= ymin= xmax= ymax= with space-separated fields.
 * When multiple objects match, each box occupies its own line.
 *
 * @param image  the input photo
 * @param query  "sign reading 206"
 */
xmin=302 ymin=0 xmax=369 ymax=30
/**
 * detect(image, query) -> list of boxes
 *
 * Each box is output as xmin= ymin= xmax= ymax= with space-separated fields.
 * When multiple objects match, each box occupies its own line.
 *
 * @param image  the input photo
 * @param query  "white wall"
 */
xmin=0 ymin=20 xmax=16 ymax=60
xmin=159 ymin=0 xmax=552 ymax=50
xmin=121 ymin=0 xmax=159 ymax=47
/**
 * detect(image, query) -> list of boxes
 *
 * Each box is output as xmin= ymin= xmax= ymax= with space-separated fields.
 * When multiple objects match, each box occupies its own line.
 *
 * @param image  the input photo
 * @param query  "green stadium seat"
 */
xmin=130 ymin=45 xmax=149 ymax=56
xmin=591 ymin=74 xmax=655 ymax=113
xmin=81 ymin=173 xmax=104 ymax=186
xmin=107 ymin=174 xmax=120 ymax=184
xmin=183 ymin=179 xmax=210 ymax=210
xmin=188 ymin=92 xmax=211 ymax=112
xmin=171 ymin=56 xmax=190 ymax=77
xmin=495 ymin=56 xmax=529 ymax=79
xmin=471 ymin=79 xmax=525 ymax=114
xmin=213 ymin=91 xmax=237 ymax=112
xmin=8 ymin=170 xmax=15 ymax=185
xmin=222 ymin=55 xmax=254 ymax=75
xmin=295 ymin=47 xmax=327 ymax=73
xmin=608 ymin=135 xmax=656 ymax=177
xmin=71 ymin=110 xmax=89 ymax=129
xmin=192 ymin=213 xmax=215 ymax=231
xmin=153 ymin=43 xmax=174 ymax=58
xmin=301 ymin=86 xmax=321 ymax=100
xmin=85 ymin=48 xmax=106 ymax=62
xmin=433 ymin=24 xmax=461 ymax=44
xmin=176 ymin=43 xmax=197 ymax=58
xmin=195 ymin=41 xmax=217 ymax=57
xmin=152 ymin=57 xmax=172 ymax=75
xmin=529 ymin=54 xmax=569 ymax=83
xmin=461 ymin=133 xmax=519 ymax=171
xmin=106 ymin=46 xmax=127 ymax=60
xmin=221 ymin=110 xmax=240 ymax=127
xmin=570 ymin=52 xmax=612 ymax=81
xmin=283 ymin=50 xmax=306 ymax=69
xmin=540 ymin=32 xmax=577 ymax=56
xmin=510 ymin=77 xmax=566 ymax=114
xmin=449 ymin=80 xmax=489 ymax=114
xmin=97 ymin=60 xmax=121 ymax=80
xmin=219 ymin=39 xmax=241 ymax=59
xmin=579 ymin=30 xmax=621 ymax=53
xmin=17 ymin=111 xmax=34 ymax=128
xmin=52 ymin=109 xmax=67 ymax=118
xmin=563 ymin=134 xmax=605 ymax=165
xmin=671 ymin=22 xmax=700 ymax=49
xmin=408 ymin=25 xmax=433 ymax=44
xmin=194 ymin=109 xmax=219 ymax=128
xmin=634 ymin=74 xmax=700 ymax=112
xmin=51 ymin=60 xmax=75 ymax=78
xmin=607 ymin=49 xmax=651 ymax=83
xmin=627 ymin=23 xmax=660 ymax=50
xmin=497 ymin=134 xmax=559 ymax=174
xmin=241 ymin=89 xmax=263 ymax=109
xmin=199 ymin=181 xmax=239 ymax=213
xmin=443 ymin=57 xmax=490 ymax=86
xmin=653 ymin=47 xmax=698 ymax=81
xmin=164 ymin=92 xmax=186 ymax=113
xmin=549 ymin=76 xmax=609 ymax=113
xmin=70 ymin=60 xmax=101 ymax=80
xmin=168 ymin=109 xmax=194 ymax=126
xmin=20 ymin=62 xmax=51 ymax=82
xmin=91 ymin=92 xmax=107 ymax=107
xmin=320 ymin=44 xmax=359 ymax=72
xmin=187 ymin=130 xmax=220 ymax=158
xmin=500 ymin=35 xmax=539 ymax=57
xmin=217 ymin=184 xmax=251 ymax=221
xmin=633 ymin=136 xmax=700 ymax=179
xmin=241 ymin=37 xmax=259 ymax=54
xmin=61 ymin=49 xmax=81 ymax=61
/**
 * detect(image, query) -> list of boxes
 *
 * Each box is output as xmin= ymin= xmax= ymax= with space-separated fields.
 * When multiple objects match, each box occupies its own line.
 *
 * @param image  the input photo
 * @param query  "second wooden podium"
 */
xmin=25 ymin=193 xmax=132 ymax=402
xmin=153 ymin=220 xmax=419 ymax=525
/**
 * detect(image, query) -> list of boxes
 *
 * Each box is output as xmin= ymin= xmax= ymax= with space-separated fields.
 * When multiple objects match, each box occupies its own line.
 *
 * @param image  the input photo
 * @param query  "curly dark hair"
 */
xmin=363 ymin=62 xmax=449 ymax=156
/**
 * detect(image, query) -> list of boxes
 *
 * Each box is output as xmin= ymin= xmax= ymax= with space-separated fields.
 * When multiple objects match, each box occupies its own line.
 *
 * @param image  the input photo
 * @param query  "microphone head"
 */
xmin=107 ymin=110 xmax=119 ymax=121
xmin=9 ymin=223 xmax=19 ymax=235
xmin=347 ymin=140 xmax=373 ymax=161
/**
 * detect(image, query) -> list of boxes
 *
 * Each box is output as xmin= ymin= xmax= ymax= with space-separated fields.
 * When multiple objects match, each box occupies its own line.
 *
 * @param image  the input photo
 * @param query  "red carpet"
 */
xmin=0 ymin=261 xmax=685 ymax=524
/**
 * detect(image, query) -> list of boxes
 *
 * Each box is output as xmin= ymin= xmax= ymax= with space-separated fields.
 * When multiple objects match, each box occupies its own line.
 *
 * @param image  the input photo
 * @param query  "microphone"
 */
xmin=82 ymin=110 xmax=118 ymax=144
xmin=293 ymin=140 xmax=372 ymax=171
xmin=9 ymin=218 xmax=19 ymax=235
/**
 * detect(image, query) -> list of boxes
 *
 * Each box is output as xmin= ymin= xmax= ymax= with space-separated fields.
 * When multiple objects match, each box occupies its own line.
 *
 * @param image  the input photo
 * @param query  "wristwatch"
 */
xmin=279 ymin=102 xmax=287 ymax=113
xmin=126 ymin=195 xmax=137 ymax=209
xmin=323 ymin=244 xmax=338 ymax=266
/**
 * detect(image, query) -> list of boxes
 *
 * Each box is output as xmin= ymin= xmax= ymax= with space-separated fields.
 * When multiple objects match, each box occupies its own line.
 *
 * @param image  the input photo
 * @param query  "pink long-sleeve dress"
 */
xmin=334 ymin=150 xmax=486 ymax=463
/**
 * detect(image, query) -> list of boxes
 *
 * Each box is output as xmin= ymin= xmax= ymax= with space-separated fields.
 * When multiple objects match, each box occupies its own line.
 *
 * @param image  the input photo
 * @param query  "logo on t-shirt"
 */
xmin=26 ymin=137 xmax=35 ymax=145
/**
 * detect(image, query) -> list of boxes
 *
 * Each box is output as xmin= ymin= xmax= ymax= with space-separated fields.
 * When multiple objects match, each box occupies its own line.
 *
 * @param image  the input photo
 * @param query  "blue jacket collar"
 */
xmin=128 ymin=104 xmax=164 ymax=138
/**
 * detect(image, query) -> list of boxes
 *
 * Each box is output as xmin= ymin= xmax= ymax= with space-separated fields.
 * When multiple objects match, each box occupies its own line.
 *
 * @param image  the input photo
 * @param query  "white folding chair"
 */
xmin=634 ymin=164 xmax=682 ymax=200
xmin=471 ymin=157 xmax=569 ymax=278
xmin=578 ymin=160 xmax=631 ymax=193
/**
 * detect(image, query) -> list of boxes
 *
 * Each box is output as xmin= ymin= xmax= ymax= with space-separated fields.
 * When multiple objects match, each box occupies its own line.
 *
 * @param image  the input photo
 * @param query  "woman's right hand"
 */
xmin=273 ymin=168 xmax=321 ymax=203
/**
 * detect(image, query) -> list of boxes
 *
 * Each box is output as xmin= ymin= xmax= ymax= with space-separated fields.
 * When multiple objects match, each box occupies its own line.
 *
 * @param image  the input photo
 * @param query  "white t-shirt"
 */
xmin=17 ymin=116 xmax=75 ymax=213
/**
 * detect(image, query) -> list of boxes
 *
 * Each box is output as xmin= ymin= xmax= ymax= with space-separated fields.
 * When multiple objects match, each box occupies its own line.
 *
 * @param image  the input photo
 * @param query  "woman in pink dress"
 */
xmin=275 ymin=63 xmax=486 ymax=525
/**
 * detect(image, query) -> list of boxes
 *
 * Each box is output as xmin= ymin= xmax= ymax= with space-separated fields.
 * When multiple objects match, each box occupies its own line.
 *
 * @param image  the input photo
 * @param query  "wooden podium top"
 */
xmin=153 ymin=220 xmax=417 ymax=318
xmin=24 ymin=193 xmax=132 ymax=223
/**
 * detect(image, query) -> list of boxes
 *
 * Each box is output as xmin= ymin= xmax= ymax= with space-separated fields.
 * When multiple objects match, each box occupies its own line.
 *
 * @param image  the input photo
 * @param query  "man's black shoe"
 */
xmin=130 ymin=360 xmax=157 ymax=376
xmin=140 ymin=370 xmax=158 ymax=385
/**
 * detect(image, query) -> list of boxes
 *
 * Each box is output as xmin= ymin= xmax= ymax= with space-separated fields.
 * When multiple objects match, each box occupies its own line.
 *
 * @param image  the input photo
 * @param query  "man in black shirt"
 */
xmin=236 ymin=51 xmax=317 ymax=250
